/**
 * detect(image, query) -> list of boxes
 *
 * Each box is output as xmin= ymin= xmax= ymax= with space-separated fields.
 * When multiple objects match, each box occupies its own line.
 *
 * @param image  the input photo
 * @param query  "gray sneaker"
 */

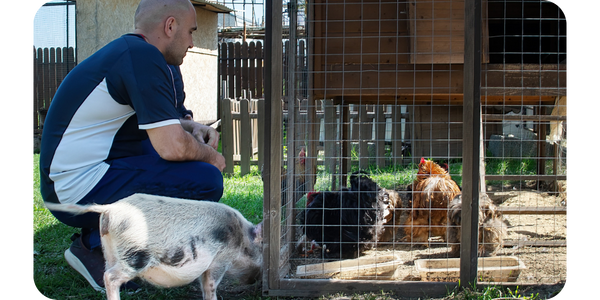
xmin=64 ymin=233 xmax=140 ymax=293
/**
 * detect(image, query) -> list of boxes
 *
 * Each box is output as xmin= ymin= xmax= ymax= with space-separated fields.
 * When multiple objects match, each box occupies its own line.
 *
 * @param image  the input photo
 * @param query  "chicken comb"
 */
xmin=420 ymin=157 xmax=426 ymax=164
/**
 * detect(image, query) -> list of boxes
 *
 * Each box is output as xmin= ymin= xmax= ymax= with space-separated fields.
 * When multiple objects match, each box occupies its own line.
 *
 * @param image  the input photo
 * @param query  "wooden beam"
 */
xmin=271 ymin=279 xmax=457 ymax=298
xmin=461 ymin=0 xmax=481 ymax=285
xmin=485 ymin=175 xmax=566 ymax=181
xmin=503 ymin=240 xmax=566 ymax=247
xmin=326 ymin=94 xmax=558 ymax=105
xmin=263 ymin=0 xmax=283 ymax=292
xmin=498 ymin=206 xmax=566 ymax=215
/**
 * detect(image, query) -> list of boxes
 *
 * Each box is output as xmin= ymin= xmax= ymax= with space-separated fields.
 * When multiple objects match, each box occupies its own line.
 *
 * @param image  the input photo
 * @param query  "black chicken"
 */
xmin=301 ymin=172 xmax=391 ymax=258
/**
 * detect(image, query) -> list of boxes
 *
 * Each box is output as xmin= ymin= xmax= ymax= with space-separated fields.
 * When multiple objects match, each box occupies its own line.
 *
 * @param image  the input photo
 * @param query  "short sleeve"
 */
xmin=107 ymin=37 xmax=181 ymax=130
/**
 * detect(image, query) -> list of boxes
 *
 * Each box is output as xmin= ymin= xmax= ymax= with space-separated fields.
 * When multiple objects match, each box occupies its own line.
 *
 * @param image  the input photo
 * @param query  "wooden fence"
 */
xmin=34 ymin=46 xmax=76 ymax=134
xmin=218 ymin=40 xmax=308 ymax=101
xmin=219 ymin=97 xmax=410 ymax=176
xmin=219 ymin=41 xmax=264 ymax=100
xmin=220 ymin=98 xmax=264 ymax=176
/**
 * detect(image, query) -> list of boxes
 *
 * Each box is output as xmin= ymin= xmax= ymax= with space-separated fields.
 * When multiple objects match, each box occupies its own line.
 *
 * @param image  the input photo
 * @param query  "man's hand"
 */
xmin=180 ymin=119 xmax=219 ymax=150
xmin=146 ymin=123 xmax=226 ymax=171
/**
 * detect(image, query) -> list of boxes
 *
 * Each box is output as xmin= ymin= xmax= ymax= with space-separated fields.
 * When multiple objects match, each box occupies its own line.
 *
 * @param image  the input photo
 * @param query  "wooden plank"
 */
xmin=503 ymin=240 xmax=566 ymax=247
xmin=256 ymin=41 xmax=264 ymax=99
xmin=240 ymin=99 xmax=251 ymax=176
xmin=341 ymin=104 xmax=350 ymax=187
xmin=235 ymin=42 xmax=242 ymax=98
xmin=232 ymin=102 xmax=240 ymax=161
xmin=483 ymin=114 xmax=566 ymax=121
xmin=461 ymin=0 xmax=482 ymax=284
xmin=359 ymin=105 xmax=369 ymax=169
xmin=376 ymin=105 xmax=386 ymax=167
xmin=249 ymin=42 xmax=256 ymax=99
xmin=392 ymin=105 xmax=402 ymax=166
xmin=33 ymin=47 xmax=40 ymax=132
xmin=264 ymin=0 xmax=283 ymax=290
xmin=49 ymin=48 xmax=57 ymax=100
xmin=485 ymin=175 xmax=566 ymax=181
xmin=272 ymin=279 xmax=456 ymax=298
xmin=296 ymin=254 xmax=401 ymax=280
xmin=323 ymin=100 xmax=337 ymax=189
xmin=241 ymin=42 xmax=249 ymax=97
xmin=409 ymin=0 xmax=467 ymax=64
xmin=257 ymin=99 xmax=265 ymax=177
xmin=42 ymin=48 xmax=50 ymax=111
xmin=227 ymin=42 xmax=235 ymax=99
xmin=219 ymin=43 xmax=227 ymax=99
xmin=220 ymin=99 xmax=234 ymax=174
xmin=498 ymin=206 xmax=566 ymax=215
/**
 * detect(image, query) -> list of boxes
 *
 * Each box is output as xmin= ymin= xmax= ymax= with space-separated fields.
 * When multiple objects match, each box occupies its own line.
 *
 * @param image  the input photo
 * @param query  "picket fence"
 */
xmin=34 ymin=46 xmax=76 ymax=134
xmin=219 ymin=98 xmax=410 ymax=176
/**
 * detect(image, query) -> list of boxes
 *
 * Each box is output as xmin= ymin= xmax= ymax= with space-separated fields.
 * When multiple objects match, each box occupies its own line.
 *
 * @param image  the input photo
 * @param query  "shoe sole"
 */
xmin=64 ymin=248 xmax=106 ymax=293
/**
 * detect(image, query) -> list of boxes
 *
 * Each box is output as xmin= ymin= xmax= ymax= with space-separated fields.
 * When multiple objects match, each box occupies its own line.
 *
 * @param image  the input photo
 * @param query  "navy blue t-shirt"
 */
xmin=40 ymin=34 xmax=181 ymax=204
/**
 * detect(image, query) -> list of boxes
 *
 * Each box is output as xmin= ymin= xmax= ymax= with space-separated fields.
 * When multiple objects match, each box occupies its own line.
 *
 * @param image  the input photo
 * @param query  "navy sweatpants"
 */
xmin=50 ymin=140 xmax=224 ymax=249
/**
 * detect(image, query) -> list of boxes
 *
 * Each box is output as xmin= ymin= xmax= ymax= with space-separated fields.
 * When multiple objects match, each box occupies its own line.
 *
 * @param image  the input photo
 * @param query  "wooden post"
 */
xmin=376 ymin=105 xmax=386 ymax=167
xmin=220 ymin=99 xmax=234 ymax=175
xmin=263 ymin=0 xmax=283 ymax=292
xmin=227 ymin=43 xmax=235 ymax=99
xmin=324 ymin=99 xmax=337 ymax=190
xmin=257 ymin=99 xmax=265 ymax=174
xmin=392 ymin=105 xmax=403 ymax=166
xmin=240 ymin=99 xmax=252 ymax=176
xmin=359 ymin=105 xmax=369 ymax=169
xmin=461 ymin=0 xmax=481 ymax=286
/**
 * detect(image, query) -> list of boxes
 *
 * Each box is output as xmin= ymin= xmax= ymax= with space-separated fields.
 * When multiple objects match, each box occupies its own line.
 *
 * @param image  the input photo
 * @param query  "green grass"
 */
xmin=33 ymin=154 xmax=266 ymax=299
xmin=33 ymin=153 xmax=550 ymax=299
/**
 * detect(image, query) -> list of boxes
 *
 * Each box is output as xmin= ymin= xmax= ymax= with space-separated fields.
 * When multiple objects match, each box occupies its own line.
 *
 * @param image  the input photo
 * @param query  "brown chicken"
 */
xmin=403 ymin=158 xmax=462 ymax=244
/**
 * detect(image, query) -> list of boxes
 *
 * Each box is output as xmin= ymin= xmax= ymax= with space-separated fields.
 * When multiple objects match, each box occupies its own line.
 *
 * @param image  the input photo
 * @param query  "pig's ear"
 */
xmin=253 ymin=222 xmax=263 ymax=243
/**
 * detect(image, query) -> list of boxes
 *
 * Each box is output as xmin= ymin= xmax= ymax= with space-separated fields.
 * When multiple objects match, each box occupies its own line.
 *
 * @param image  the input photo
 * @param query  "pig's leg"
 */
xmin=200 ymin=269 xmax=217 ymax=300
xmin=103 ymin=265 xmax=132 ymax=300
xmin=200 ymin=262 xmax=230 ymax=300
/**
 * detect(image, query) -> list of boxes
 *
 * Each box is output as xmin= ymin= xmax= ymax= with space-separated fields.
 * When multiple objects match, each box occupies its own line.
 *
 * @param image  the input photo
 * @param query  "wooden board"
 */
xmin=296 ymin=254 xmax=402 ymax=280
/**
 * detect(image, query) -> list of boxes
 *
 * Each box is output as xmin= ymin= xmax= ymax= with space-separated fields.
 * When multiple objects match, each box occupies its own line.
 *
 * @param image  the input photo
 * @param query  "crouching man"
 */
xmin=39 ymin=0 xmax=225 ymax=292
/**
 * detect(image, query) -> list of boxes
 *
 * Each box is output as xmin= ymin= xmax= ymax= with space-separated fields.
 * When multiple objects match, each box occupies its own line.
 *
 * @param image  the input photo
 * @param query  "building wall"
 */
xmin=76 ymin=0 xmax=219 ymax=122
xmin=181 ymin=8 xmax=219 ymax=122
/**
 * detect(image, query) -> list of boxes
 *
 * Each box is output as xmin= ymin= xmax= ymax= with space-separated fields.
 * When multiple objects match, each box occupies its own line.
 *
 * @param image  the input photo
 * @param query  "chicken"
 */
xmin=377 ymin=188 xmax=402 ymax=243
xmin=300 ymin=172 xmax=393 ymax=258
xmin=403 ymin=158 xmax=462 ymax=244
xmin=446 ymin=193 xmax=507 ymax=257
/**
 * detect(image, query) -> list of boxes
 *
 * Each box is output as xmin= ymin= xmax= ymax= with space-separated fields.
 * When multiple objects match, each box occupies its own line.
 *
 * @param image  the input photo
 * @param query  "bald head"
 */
xmin=133 ymin=0 xmax=197 ymax=65
xmin=134 ymin=0 xmax=194 ymax=32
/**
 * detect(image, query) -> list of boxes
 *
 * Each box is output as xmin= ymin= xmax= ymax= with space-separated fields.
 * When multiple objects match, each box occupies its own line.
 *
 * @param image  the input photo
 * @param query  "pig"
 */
xmin=45 ymin=193 xmax=263 ymax=300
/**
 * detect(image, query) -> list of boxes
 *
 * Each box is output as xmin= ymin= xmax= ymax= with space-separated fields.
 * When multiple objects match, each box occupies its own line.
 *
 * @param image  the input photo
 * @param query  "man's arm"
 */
xmin=146 ymin=124 xmax=226 ymax=171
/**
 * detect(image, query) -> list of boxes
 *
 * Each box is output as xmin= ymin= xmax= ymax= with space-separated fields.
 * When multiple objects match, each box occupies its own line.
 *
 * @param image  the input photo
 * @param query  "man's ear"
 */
xmin=164 ymin=16 xmax=177 ymax=38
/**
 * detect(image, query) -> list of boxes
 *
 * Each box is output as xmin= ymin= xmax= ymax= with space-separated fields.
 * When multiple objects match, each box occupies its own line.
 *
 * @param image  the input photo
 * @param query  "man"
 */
xmin=39 ymin=0 xmax=225 ymax=292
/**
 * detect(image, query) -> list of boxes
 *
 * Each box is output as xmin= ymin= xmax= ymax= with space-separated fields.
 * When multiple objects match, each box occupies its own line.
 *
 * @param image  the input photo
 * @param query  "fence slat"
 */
xmin=240 ymin=99 xmax=252 ymax=176
xmin=234 ymin=43 xmax=242 ymax=98
xmin=249 ymin=42 xmax=257 ymax=99
xmin=227 ymin=42 xmax=235 ymax=99
xmin=256 ymin=41 xmax=263 ymax=98
xmin=220 ymin=98 xmax=234 ymax=174
xmin=33 ymin=46 xmax=76 ymax=133
xmin=34 ymin=47 xmax=40 ymax=132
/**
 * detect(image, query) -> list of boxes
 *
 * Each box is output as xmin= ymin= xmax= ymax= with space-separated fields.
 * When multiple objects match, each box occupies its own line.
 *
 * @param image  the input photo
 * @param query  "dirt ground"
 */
xmin=216 ymin=182 xmax=567 ymax=299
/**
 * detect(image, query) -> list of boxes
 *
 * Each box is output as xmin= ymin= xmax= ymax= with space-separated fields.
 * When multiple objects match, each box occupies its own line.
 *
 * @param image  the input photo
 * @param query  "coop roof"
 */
xmin=191 ymin=0 xmax=232 ymax=13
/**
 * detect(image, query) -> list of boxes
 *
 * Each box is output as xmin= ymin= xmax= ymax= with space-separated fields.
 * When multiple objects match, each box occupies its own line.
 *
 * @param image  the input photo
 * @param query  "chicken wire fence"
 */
xmin=262 ymin=0 xmax=566 ymax=297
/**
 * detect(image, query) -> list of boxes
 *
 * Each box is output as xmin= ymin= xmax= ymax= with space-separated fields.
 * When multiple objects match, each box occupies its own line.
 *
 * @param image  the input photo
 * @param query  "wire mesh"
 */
xmin=269 ymin=0 xmax=566 ymax=294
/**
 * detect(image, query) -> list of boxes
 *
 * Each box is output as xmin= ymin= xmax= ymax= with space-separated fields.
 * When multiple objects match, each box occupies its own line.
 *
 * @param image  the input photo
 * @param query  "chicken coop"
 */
xmin=260 ymin=0 xmax=566 ymax=297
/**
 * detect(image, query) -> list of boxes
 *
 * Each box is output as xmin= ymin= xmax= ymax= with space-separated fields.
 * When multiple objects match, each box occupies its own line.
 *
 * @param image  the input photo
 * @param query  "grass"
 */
xmin=33 ymin=154 xmax=266 ymax=299
xmin=33 ymin=153 xmax=552 ymax=299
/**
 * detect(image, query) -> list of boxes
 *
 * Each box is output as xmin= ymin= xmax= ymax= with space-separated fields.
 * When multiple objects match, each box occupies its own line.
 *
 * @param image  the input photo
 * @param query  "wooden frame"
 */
xmin=263 ymin=0 xmax=566 ymax=297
